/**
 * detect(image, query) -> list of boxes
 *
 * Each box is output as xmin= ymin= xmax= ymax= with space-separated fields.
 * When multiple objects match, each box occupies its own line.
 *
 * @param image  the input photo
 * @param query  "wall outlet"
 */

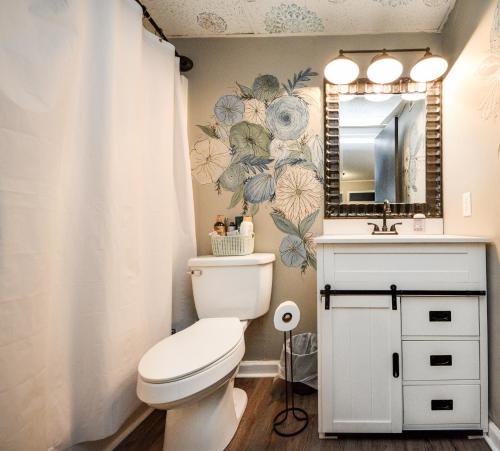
xmin=462 ymin=192 xmax=472 ymax=217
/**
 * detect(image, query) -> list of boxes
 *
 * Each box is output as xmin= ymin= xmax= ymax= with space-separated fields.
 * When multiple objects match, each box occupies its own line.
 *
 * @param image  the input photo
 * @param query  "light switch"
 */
xmin=463 ymin=192 xmax=472 ymax=217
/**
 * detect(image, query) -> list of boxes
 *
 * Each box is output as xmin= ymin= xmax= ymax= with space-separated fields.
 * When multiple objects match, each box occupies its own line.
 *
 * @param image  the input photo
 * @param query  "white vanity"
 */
xmin=315 ymin=235 xmax=488 ymax=437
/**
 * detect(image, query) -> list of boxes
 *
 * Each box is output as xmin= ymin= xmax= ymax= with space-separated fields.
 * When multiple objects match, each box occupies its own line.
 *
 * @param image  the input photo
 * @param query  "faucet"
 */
xmin=382 ymin=200 xmax=390 ymax=232
xmin=368 ymin=200 xmax=402 ymax=235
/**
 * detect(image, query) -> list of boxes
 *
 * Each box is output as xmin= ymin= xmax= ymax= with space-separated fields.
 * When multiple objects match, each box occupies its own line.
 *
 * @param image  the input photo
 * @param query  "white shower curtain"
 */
xmin=0 ymin=0 xmax=195 ymax=449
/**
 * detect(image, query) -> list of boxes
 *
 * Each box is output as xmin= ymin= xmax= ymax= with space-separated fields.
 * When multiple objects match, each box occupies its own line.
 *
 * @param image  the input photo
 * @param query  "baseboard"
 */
xmin=486 ymin=420 xmax=500 ymax=451
xmin=236 ymin=360 xmax=280 ymax=378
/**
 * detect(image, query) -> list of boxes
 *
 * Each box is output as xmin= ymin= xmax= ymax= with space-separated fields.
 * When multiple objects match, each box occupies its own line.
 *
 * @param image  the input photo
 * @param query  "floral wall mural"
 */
xmin=190 ymin=69 xmax=323 ymax=272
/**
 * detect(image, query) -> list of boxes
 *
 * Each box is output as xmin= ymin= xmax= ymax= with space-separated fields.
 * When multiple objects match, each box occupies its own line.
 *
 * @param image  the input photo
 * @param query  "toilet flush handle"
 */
xmin=187 ymin=269 xmax=202 ymax=276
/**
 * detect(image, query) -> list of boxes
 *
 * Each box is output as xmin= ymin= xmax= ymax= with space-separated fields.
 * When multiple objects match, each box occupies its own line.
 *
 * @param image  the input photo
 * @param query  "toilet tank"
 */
xmin=188 ymin=253 xmax=275 ymax=320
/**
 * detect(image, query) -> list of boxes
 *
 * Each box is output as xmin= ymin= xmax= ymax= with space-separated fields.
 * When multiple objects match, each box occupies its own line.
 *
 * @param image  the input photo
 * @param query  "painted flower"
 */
xmin=191 ymin=139 xmax=230 ymax=184
xmin=264 ymin=3 xmax=324 ymax=34
xmin=197 ymin=12 xmax=227 ymax=33
xmin=229 ymin=121 xmax=271 ymax=159
xmin=373 ymin=0 xmax=410 ymax=6
xmin=422 ymin=0 xmax=449 ymax=6
xmin=244 ymin=99 xmax=266 ymax=124
xmin=279 ymin=235 xmax=307 ymax=267
xmin=270 ymin=139 xmax=290 ymax=160
xmin=309 ymin=134 xmax=324 ymax=174
xmin=252 ymin=75 xmax=280 ymax=103
xmin=275 ymin=165 xmax=322 ymax=222
xmin=214 ymin=95 xmax=245 ymax=125
xmin=243 ymin=173 xmax=275 ymax=203
xmin=266 ymin=96 xmax=309 ymax=140
xmin=219 ymin=163 xmax=246 ymax=192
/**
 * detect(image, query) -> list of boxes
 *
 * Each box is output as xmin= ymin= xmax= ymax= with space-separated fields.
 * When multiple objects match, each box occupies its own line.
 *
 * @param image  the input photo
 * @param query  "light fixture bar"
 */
xmin=340 ymin=47 xmax=430 ymax=55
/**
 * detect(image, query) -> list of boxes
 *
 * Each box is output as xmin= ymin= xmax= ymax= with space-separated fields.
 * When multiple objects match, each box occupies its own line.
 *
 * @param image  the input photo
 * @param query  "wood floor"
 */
xmin=116 ymin=378 xmax=489 ymax=451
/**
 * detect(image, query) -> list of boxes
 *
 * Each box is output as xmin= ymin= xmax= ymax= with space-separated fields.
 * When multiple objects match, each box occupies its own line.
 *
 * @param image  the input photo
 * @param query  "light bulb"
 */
xmin=410 ymin=50 xmax=448 ymax=82
xmin=364 ymin=93 xmax=394 ymax=102
xmin=367 ymin=51 xmax=403 ymax=84
xmin=324 ymin=53 xmax=360 ymax=85
xmin=402 ymin=92 xmax=426 ymax=101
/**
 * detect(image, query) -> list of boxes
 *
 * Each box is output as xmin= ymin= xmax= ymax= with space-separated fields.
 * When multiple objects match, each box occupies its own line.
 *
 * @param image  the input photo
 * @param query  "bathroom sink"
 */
xmin=314 ymin=234 xmax=489 ymax=244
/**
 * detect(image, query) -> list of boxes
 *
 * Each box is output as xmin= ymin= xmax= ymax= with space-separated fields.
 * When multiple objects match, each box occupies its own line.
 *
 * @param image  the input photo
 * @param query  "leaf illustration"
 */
xmin=236 ymin=82 xmax=254 ymax=99
xmin=307 ymin=252 xmax=317 ymax=270
xmin=196 ymin=124 xmax=218 ymax=139
xmin=228 ymin=185 xmax=244 ymax=209
xmin=274 ymin=157 xmax=307 ymax=179
xmin=239 ymin=155 xmax=274 ymax=174
xmin=270 ymin=212 xmax=300 ymax=236
xmin=282 ymin=67 xmax=318 ymax=95
xmin=248 ymin=203 xmax=259 ymax=216
xmin=298 ymin=209 xmax=319 ymax=237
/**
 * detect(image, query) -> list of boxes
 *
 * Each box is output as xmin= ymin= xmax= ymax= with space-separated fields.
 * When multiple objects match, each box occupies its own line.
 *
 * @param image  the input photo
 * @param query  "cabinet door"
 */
xmin=319 ymin=295 xmax=402 ymax=434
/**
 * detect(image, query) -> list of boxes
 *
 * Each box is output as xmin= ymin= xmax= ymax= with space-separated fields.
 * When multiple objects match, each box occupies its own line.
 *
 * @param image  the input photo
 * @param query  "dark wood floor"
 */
xmin=116 ymin=378 xmax=489 ymax=451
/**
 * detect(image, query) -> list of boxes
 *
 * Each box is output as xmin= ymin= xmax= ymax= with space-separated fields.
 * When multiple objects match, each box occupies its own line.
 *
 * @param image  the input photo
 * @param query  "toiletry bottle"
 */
xmin=240 ymin=215 xmax=254 ymax=236
xmin=214 ymin=215 xmax=226 ymax=236
xmin=235 ymin=216 xmax=243 ymax=231
xmin=227 ymin=222 xmax=236 ymax=233
xmin=413 ymin=213 xmax=426 ymax=232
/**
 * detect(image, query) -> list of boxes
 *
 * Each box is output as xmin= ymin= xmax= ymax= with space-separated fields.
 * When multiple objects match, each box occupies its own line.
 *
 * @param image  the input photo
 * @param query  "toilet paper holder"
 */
xmin=273 ymin=305 xmax=309 ymax=437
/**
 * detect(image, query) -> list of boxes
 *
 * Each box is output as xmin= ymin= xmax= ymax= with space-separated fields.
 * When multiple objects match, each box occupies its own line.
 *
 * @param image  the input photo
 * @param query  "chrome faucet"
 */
xmin=368 ymin=200 xmax=402 ymax=235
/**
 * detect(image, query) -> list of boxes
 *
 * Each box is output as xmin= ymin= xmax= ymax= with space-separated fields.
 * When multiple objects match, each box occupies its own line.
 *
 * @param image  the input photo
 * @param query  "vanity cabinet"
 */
xmin=316 ymin=237 xmax=488 ymax=437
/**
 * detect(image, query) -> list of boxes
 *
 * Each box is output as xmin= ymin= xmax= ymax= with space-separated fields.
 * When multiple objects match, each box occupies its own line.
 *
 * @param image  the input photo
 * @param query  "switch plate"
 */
xmin=463 ymin=192 xmax=472 ymax=217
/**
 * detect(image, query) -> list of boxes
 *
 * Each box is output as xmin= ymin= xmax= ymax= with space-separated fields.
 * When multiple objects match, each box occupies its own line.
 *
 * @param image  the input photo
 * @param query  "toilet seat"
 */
xmin=137 ymin=318 xmax=245 ymax=408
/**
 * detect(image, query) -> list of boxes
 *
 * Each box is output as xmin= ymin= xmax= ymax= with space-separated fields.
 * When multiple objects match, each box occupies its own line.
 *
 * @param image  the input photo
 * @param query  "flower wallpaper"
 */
xmin=143 ymin=0 xmax=456 ymax=37
xmin=477 ymin=0 xmax=500 ymax=120
xmin=190 ymin=69 xmax=323 ymax=272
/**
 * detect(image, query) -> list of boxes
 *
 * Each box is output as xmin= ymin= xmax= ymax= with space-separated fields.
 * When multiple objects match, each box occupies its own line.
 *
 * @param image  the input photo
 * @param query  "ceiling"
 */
xmin=142 ymin=0 xmax=456 ymax=38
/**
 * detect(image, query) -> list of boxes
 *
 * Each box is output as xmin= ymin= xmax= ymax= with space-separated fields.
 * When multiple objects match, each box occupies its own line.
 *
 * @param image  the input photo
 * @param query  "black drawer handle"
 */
xmin=431 ymin=399 xmax=453 ymax=410
xmin=392 ymin=353 xmax=399 ymax=378
xmin=429 ymin=310 xmax=451 ymax=322
xmin=430 ymin=355 xmax=453 ymax=366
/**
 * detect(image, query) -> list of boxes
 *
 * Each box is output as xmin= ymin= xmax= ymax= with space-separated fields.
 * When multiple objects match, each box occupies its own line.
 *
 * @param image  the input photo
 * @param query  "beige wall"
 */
xmin=173 ymin=33 xmax=442 ymax=360
xmin=441 ymin=0 xmax=500 ymax=423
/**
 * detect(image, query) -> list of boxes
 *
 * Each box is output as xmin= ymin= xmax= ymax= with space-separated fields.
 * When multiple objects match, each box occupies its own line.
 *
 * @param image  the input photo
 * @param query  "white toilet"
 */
xmin=137 ymin=253 xmax=275 ymax=451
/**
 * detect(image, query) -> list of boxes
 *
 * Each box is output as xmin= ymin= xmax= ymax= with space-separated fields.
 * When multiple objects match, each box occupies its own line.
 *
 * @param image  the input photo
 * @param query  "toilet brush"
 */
xmin=272 ymin=302 xmax=309 ymax=437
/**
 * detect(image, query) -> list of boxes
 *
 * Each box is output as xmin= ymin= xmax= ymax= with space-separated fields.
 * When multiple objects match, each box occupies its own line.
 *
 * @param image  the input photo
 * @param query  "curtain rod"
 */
xmin=134 ymin=0 xmax=193 ymax=72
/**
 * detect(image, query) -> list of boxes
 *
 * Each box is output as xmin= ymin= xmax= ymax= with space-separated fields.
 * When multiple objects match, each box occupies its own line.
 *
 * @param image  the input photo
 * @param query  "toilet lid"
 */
xmin=138 ymin=318 xmax=244 ymax=384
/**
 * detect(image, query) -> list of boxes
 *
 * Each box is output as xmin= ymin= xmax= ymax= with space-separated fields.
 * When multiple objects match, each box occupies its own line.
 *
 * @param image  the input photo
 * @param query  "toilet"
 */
xmin=137 ymin=253 xmax=275 ymax=451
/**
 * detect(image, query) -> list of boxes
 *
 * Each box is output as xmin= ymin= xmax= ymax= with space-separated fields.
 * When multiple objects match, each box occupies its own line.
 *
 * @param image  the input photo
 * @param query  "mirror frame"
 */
xmin=323 ymin=78 xmax=443 ymax=218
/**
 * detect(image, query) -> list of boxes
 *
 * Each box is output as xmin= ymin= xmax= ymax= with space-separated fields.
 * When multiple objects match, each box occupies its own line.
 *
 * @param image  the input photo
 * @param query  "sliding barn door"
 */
xmin=319 ymin=295 xmax=402 ymax=434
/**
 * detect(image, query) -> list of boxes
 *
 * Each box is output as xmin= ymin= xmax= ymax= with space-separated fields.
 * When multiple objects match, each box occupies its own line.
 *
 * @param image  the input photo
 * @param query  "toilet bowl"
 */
xmin=137 ymin=253 xmax=275 ymax=451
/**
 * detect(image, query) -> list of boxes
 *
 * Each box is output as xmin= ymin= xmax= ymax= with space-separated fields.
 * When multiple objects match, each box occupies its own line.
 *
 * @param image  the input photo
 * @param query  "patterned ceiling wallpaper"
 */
xmin=142 ymin=0 xmax=456 ymax=37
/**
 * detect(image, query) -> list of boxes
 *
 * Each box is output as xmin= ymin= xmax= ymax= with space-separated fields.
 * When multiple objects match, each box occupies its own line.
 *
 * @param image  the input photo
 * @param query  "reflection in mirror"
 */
xmin=339 ymin=93 xmax=426 ymax=205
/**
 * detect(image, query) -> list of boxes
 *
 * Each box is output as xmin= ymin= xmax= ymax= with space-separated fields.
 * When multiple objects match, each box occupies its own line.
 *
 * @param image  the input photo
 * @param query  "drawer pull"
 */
xmin=429 ymin=310 xmax=451 ymax=322
xmin=431 ymin=399 xmax=453 ymax=410
xmin=392 ymin=352 xmax=399 ymax=378
xmin=430 ymin=354 xmax=453 ymax=366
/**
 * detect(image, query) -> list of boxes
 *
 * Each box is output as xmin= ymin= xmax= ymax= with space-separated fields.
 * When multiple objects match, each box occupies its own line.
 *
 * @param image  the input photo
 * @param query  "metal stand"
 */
xmin=272 ymin=330 xmax=309 ymax=437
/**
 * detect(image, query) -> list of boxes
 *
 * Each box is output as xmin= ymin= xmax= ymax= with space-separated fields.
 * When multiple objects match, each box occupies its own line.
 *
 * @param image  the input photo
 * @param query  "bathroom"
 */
xmin=0 ymin=0 xmax=499 ymax=450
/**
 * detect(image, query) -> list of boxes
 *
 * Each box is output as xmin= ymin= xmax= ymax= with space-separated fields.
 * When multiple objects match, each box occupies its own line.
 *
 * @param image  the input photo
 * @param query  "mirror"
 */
xmin=323 ymin=79 xmax=442 ymax=218
xmin=339 ymin=93 xmax=426 ymax=205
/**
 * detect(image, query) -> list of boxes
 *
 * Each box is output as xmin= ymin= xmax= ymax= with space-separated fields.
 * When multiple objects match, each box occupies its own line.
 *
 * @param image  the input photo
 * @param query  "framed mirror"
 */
xmin=323 ymin=79 xmax=442 ymax=218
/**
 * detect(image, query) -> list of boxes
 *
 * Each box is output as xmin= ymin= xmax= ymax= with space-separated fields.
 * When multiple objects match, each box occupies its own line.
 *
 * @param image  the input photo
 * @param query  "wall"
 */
xmin=173 ymin=33 xmax=442 ymax=360
xmin=441 ymin=0 xmax=500 ymax=423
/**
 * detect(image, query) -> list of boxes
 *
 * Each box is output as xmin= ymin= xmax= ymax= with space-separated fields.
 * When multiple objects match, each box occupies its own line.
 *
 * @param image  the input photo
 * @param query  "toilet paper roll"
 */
xmin=273 ymin=301 xmax=300 ymax=332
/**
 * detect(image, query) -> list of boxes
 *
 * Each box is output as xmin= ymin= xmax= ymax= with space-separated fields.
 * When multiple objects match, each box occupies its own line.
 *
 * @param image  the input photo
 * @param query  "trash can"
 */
xmin=278 ymin=333 xmax=318 ymax=395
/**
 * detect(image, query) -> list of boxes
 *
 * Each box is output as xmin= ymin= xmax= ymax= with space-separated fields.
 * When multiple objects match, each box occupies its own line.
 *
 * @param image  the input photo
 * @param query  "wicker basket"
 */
xmin=211 ymin=233 xmax=255 ymax=256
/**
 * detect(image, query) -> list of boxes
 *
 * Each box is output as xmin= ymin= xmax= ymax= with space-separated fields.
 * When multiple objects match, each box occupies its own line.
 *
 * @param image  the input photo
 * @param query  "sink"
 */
xmin=314 ymin=234 xmax=489 ymax=244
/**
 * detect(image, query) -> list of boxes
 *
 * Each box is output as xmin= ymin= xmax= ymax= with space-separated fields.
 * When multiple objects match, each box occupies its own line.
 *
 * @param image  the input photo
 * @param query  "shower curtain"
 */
xmin=0 ymin=0 xmax=196 ymax=449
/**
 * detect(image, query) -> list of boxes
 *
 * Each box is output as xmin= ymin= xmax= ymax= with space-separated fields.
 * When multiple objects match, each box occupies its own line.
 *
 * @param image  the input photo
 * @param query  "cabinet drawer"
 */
xmin=403 ymin=341 xmax=479 ymax=381
xmin=402 ymin=297 xmax=479 ymax=336
xmin=403 ymin=384 xmax=480 ymax=426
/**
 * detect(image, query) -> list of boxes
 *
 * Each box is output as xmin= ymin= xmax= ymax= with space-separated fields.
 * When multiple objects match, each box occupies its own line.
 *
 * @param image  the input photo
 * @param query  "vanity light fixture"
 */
xmin=324 ymin=52 xmax=360 ymax=85
xmin=325 ymin=47 xmax=448 ymax=85
xmin=410 ymin=49 xmax=448 ymax=82
xmin=366 ymin=51 xmax=403 ymax=84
